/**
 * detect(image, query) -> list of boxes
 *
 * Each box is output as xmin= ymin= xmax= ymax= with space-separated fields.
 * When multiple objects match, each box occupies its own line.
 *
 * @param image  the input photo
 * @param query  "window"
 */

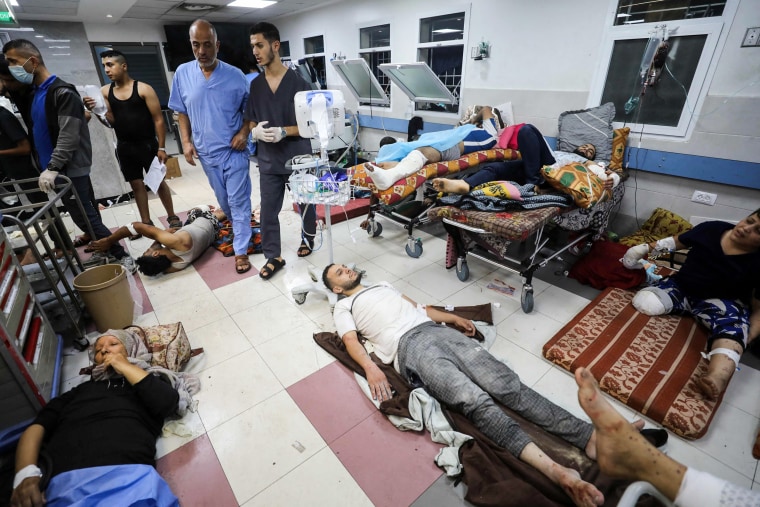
xmin=280 ymin=40 xmax=290 ymax=62
xmin=416 ymin=12 xmax=465 ymax=114
xmin=614 ymin=0 xmax=724 ymax=26
xmin=303 ymin=35 xmax=326 ymax=89
xmin=358 ymin=24 xmax=391 ymax=107
xmin=589 ymin=2 xmax=734 ymax=137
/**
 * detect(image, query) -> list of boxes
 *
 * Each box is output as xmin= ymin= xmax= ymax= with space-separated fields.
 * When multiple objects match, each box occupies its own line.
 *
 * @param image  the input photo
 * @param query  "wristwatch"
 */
xmin=157 ymin=147 xmax=166 ymax=152
xmin=280 ymin=127 xmax=287 ymax=139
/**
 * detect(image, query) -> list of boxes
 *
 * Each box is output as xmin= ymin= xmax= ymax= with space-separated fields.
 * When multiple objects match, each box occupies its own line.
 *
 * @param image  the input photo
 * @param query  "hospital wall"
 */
xmin=273 ymin=0 xmax=760 ymax=225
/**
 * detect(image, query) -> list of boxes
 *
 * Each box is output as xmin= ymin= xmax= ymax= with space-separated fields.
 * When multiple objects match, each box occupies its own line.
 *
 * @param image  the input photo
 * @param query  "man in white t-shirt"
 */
xmin=323 ymin=263 xmax=621 ymax=507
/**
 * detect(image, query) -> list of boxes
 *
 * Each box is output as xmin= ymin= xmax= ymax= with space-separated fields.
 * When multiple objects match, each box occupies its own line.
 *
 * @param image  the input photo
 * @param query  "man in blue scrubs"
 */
xmin=168 ymin=19 xmax=253 ymax=274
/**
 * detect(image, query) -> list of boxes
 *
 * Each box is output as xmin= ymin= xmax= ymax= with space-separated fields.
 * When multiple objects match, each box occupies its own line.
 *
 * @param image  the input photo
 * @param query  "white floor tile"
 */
xmin=232 ymin=294 xmax=315 ymax=346
xmin=153 ymin=290 xmax=228 ymax=332
xmin=208 ymin=391 xmax=326 ymax=504
xmin=256 ymin=322 xmax=332 ymax=387
xmin=194 ymin=347 xmax=282 ymax=431
xmin=240 ymin=447 xmax=373 ymax=507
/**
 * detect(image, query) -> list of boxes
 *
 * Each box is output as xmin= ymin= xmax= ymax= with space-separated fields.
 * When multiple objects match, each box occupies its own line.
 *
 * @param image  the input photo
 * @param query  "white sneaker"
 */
xmin=119 ymin=255 xmax=137 ymax=274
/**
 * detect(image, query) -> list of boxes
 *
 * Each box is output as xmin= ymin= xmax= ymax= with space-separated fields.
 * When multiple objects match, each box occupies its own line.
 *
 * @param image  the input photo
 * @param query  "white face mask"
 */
xmin=9 ymin=57 xmax=34 ymax=85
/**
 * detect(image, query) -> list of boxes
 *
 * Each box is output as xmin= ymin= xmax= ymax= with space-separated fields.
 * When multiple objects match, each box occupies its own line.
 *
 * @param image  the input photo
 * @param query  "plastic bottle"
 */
xmin=84 ymin=85 xmax=107 ymax=116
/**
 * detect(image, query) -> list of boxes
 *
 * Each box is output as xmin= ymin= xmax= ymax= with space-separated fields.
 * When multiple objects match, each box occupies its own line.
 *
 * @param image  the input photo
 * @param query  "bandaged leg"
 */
xmin=697 ymin=338 xmax=743 ymax=400
xmin=632 ymin=287 xmax=672 ymax=316
xmin=369 ymin=150 xmax=429 ymax=190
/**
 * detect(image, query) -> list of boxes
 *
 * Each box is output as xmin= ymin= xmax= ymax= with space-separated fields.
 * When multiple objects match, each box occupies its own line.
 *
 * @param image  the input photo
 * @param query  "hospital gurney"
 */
xmin=348 ymin=148 xmax=519 ymax=257
xmin=429 ymin=184 xmax=625 ymax=313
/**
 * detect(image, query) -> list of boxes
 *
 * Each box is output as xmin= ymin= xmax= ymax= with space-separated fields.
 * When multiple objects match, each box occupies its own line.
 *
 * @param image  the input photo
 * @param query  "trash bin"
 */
xmin=73 ymin=264 xmax=134 ymax=332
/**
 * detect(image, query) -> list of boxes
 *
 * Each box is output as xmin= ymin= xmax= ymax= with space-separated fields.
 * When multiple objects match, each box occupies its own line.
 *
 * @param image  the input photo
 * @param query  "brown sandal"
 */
xmin=235 ymin=254 xmax=252 ymax=274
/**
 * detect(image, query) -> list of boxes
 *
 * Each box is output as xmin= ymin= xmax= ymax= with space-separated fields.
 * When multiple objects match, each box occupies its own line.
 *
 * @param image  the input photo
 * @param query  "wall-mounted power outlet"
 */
xmin=691 ymin=190 xmax=718 ymax=205
xmin=742 ymin=27 xmax=760 ymax=47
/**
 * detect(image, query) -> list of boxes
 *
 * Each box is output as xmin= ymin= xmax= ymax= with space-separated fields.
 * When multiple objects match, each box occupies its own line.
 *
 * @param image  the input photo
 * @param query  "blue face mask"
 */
xmin=9 ymin=57 xmax=34 ymax=85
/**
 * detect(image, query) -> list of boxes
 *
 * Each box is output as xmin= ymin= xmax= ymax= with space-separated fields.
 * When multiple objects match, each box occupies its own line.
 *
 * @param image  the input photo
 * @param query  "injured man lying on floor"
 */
xmin=321 ymin=263 xmax=666 ymax=507
xmin=89 ymin=206 xmax=225 ymax=276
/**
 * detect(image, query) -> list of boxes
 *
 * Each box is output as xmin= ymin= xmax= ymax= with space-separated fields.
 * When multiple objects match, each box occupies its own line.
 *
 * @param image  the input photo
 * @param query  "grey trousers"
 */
xmin=397 ymin=321 xmax=593 ymax=457
xmin=259 ymin=172 xmax=316 ymax=259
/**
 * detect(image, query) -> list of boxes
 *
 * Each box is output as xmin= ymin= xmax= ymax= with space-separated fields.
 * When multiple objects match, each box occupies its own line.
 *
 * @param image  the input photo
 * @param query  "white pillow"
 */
xmin=492 ymin=102 xmax=514 ymax=127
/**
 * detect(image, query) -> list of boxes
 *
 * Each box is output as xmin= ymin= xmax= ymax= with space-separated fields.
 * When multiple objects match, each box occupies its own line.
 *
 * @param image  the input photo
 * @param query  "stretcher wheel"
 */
xmin=456 ymin=260 xmax=469 ymax=281
xmin=521 ymin=287 xmax=534 ymax=313
xmin=367 ymin=221 xmax=382 ymax=237
xmin=406 ymin=239 xmax=423 ymax=258
xmin=293 ymin=292 xmax=307 ymax=305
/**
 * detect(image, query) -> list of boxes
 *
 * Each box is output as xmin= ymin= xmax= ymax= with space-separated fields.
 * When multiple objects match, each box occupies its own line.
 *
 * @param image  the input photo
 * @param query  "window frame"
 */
xmin=302 ymin=34 xmax=326 ymax=89
xmin=358 ymin=23 xmax=392 ymax=109
xmin=414 ymin=10 xmax=467 ymax=117
xmin=588 ymin=1 xmax=737 ymax=138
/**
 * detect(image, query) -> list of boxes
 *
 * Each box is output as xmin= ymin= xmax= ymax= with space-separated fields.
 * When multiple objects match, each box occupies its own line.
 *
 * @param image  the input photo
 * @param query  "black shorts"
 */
xmin=115 ymin=138 xmax=158 ymax=182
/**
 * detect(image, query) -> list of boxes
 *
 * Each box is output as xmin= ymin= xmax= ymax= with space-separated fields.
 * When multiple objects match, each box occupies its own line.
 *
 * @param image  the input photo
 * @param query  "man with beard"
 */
xmin=244 ymin=21 xmax=316 ymax=280
xmin=84 ymin=50 xmax=180 ymax=237
xmin=321 ymin=262 xmax=627 ymax=507
xmin=168 ymin=19 xmax=253 ymax=274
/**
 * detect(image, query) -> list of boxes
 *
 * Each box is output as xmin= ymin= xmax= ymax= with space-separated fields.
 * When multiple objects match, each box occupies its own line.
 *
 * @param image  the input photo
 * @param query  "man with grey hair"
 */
xmin=168 ymin=19 xmax=253 ymax=275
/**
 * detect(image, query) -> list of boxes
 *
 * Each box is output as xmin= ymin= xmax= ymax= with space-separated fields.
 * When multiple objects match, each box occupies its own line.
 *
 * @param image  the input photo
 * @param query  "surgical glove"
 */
xmin=271 ymin=126 xmax=286 ymax=143
xmin=621 ymin=243 xmax=649 ymax=269
xmin=252 ymin=121 xmax=275 ymax=143
xmin=38 ymin=169 xmax=59 ymax=193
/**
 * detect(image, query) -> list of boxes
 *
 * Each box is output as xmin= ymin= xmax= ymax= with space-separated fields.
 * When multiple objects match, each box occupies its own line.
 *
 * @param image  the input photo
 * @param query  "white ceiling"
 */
xmin=10 ymin=0 xmax=341 ymax=24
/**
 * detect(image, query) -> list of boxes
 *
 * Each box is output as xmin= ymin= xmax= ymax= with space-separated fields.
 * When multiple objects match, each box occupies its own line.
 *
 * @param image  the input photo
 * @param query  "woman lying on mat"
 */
xmin=622 ymin=208 xmax=760 ymax=402
xmin=576 ymin=366 xmax=760 ymax=507
xmin=10 ymin=330 xmax=199 ymax=507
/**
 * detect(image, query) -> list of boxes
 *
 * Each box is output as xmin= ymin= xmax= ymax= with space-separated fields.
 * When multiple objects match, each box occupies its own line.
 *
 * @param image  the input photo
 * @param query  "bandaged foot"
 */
xmin=431 ymin=178 xmax=470 ymax=194
xmin=368 ymin=150 xmax=428 ymax=190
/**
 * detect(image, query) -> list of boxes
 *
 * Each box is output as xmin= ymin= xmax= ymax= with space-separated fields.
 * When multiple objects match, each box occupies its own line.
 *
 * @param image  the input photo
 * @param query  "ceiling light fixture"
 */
xmin=10 ymin=0 xmax=18 ymax=5
xmin=43 ymin=39 xmax=70 ymax=42
xmin=432 ymin=28 xmax=461 ymax=34
xmin=179 ymin=3 xmax=217 ymax=11
xmin=106 ymin=14 xmax=112 ymax=18
xmin=227 ymin=0 xmax=277 ymax=8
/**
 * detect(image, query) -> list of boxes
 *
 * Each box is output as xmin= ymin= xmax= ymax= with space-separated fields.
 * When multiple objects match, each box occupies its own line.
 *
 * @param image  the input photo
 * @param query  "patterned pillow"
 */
xmin=609 ymin=127 xmax=630 ymax=172
xmin=557 ymin=103 xmax=615 ymax=162
xmin=619 ymin=208 xmax=692 ymax=246
xmin=542 ymin=162 xmax=612 ymax=209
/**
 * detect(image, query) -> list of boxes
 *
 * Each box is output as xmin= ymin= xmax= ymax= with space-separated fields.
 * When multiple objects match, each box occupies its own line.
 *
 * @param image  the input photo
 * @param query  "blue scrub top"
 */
xmin=168 ymin=60 xmax=249 ymax=166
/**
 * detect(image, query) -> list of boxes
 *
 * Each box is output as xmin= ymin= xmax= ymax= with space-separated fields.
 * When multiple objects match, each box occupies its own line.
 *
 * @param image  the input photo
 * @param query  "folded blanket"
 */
xmin=313 ymin=303 xmax=632 ymax=507
xmin=438 ymin=182 xmax=573 ymax=212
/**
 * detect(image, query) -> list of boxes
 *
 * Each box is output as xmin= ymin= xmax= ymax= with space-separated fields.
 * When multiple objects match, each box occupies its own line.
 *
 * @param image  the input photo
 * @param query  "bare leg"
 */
xmin=129 ymin=179 xmax=152 ymax=224
xmin=431 ymin=178 xmax=471 ymax=194
xmin=697 ymin=338 xmax=742 ymax=400
xmin=156 ymin=180 xmax=176 ymax=218
xmin=519 ymin=442 xmax=603 ymax=507
xmin=575 ymin=367 xmax=685 ymax=501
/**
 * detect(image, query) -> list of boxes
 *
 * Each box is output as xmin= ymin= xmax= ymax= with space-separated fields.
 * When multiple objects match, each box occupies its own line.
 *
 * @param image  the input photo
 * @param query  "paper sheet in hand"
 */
xmin=144 ymin=157 xmax=166 ymax=192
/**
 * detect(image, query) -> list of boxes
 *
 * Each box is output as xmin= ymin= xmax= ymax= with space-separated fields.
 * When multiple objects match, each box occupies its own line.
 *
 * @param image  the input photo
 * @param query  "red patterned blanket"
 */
xmin=543 ymin=287 xmax=722 ymax=440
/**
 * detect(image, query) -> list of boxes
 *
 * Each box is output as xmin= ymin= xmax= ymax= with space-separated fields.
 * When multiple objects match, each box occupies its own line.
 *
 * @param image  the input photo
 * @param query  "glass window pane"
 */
xmin=614 ymin=0 xmax=724 ymax=26
xmin=304 ymin=35 xmax=324 ymax=54
xmin=280 ymin=40 xmax=290 ymax=58
xmin=414 ymin=46 xmax=462 ymax=113
xmin=360 ymin=24 xmax=390 ymax=49
xmin=601 ymin=35 xmax=706 ymax=127
xmin=419 ymin=12 xmax=465 ymax=43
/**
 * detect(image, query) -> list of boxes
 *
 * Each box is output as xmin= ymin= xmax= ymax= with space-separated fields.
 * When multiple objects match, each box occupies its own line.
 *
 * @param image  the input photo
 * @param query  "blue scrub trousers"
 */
xmin=198 ymin=152 xmax=252 ymax=256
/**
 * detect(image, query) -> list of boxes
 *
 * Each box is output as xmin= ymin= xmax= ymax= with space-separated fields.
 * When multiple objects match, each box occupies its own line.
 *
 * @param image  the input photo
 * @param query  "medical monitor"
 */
xmin=330 ymin=59 xmax=390 ymax=106
xmin=378 ymin=62 xmax=456 ymax=104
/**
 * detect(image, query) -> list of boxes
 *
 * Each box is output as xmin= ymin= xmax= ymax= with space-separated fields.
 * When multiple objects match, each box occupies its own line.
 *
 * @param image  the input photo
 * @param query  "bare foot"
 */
xmin=696 ymin=375 xmax=722 ymax=400
xmin=431 ymin=178 xmax=470 ymax=194
xmin=552 ymin=464 xmax=604 ymax=507
xmin=696 ymin=352 xmax=736 ymax=400
xmin=584 ymin=419 xmax=644 ymax=460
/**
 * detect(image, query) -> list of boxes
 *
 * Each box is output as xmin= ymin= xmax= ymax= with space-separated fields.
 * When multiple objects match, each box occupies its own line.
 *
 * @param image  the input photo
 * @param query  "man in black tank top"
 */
xmin=84 ymin=50 xmax=180 ymax=239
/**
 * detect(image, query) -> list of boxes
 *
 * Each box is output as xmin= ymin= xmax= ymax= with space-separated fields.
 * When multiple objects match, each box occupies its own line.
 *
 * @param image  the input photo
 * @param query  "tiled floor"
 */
xmin=58 ymin=157 xmax=760 ymax=506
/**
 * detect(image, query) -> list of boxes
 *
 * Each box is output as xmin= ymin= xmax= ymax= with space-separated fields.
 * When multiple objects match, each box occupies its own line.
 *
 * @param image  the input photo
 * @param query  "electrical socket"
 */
xmin=691 ymin=190 xmax=718 ymax=206
xmin=742 ymin=27 xmax=760 ymax=47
